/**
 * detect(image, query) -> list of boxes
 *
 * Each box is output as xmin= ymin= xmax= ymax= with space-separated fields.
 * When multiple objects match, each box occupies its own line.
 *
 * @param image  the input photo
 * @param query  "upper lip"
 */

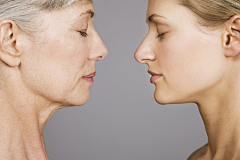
xmin=148 ymin=70 xmax=163 ymax=76
xmin=83 ymin=71 xmax=96 ymax=78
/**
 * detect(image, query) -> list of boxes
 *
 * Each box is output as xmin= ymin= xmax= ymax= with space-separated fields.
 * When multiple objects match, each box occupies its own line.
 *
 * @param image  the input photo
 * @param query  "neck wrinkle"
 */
xmin=0 ymin=64 xmax=63 ymax=160
xmin=0 ymin=87 xmax=60 ymax=160
xmin=0 ymin=105 xmax=48 ymax=160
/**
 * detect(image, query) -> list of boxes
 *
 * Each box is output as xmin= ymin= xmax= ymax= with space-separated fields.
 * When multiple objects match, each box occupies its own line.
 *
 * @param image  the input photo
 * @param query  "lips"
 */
xmin=148 ymin=70 xmax=163 ymax=83
xmin=82 ymin=72 xmax=96 ymax=82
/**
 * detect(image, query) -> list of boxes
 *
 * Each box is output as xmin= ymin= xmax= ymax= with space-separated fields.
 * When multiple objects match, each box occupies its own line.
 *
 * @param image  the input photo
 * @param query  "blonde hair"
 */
xmin=0 ymin=0 xmax=92 ymax=35
xmin=179 ymin=0 xmax=240 ymax=27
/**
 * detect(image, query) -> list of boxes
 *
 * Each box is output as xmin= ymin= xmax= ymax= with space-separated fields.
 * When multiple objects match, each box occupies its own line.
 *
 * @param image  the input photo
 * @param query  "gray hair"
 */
xmin=0 ymin=0 xmax=92 ymax=35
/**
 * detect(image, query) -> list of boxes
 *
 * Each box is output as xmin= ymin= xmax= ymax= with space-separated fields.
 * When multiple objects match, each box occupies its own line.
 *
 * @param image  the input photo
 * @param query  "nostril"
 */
xmin=134 ymin=55 xmax=142 ymax=63
xmin=96 ymin=55 xmax=103 ymax=61
xmin=134 ymin=51 xmax=145 ymax=63
xmin=135 ymin=56 xmax=145 ymax=63
xmin=134 ymin=50 xmax=156 ymax=63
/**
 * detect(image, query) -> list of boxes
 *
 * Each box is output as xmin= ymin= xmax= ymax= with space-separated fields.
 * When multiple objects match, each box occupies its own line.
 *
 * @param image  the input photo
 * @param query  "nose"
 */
xmin=134 ymin=36 xmax=156 ymax=63
xmin=88 ymin=31 xmax=108 ymax=61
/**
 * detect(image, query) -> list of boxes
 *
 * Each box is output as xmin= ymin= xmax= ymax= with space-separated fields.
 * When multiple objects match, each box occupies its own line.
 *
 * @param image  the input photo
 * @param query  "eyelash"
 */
xmin=156 ymin=33 xmax=165 ymax=39
xmin=79 ymin=31 xmax=88 ymax=37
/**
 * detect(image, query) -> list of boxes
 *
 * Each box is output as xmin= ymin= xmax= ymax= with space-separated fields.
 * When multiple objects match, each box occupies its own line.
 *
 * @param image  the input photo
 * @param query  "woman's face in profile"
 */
xmin=20 ymin=1 xmax=108 ymax=106
xmin=135 ymin=0 xmax=227 ymax=104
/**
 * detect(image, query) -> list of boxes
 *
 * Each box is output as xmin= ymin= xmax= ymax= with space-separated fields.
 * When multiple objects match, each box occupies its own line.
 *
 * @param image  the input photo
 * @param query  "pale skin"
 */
xmin=135 ymin=0 xmax=240 ymax=159
xmin=0 ymin=1 xmax=107 ymax=160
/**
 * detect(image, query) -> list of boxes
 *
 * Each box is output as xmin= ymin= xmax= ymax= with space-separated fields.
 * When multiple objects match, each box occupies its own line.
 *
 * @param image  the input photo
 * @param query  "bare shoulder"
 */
xmin=187 ymin=144 xmax=208 ymax=160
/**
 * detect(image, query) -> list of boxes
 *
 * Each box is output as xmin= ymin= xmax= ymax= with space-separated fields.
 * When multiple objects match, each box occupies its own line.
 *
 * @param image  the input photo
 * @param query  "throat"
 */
xmin=197 ymin=102 xmax=240 ymax=159
xmin=0 ymin=110 xmax=49 ymax=160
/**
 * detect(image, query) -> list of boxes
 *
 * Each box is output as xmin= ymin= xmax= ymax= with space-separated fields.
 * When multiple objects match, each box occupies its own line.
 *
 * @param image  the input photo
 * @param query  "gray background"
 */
xmin=43 ymin=0 xmax=207 ymax=160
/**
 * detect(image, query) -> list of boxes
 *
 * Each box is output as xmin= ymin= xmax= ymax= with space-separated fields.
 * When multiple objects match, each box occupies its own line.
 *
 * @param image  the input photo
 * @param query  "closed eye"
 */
xmin=79 ymin=31 xmax=88 ymax=37
xmin=156 ymin=33 xmax=165 ymax=39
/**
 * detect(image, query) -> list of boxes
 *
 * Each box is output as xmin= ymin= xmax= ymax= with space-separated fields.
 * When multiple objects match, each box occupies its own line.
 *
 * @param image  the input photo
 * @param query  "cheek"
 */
xmin=155 ymin=30 xmax=226 ymax=101
xmin=39 ymin=38 xmax=88 ymax=82
xmin=21 ymin=35 xmax=90 ymax=102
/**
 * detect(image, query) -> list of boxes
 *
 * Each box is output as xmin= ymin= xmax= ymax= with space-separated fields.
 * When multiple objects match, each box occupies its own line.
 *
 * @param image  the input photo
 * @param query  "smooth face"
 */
xmin=20 ymin=1 xmax=108 ymax=106
xmin=135 ymin=0 xmax=227 ymax=104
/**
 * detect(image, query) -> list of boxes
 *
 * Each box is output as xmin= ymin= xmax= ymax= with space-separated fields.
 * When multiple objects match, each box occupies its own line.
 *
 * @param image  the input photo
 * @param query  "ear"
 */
xmin=223 ymin=15 xmax=240 ymax=57
xmin=0 ymin=20 xmax=22 ymax=67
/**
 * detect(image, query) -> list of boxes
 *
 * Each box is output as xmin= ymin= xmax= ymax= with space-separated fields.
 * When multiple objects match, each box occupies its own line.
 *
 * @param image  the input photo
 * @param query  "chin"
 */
xmin=63 ymin=91 xmax=90 ymax=107
xmin=154 ymin=90 xmax=189 ymax=105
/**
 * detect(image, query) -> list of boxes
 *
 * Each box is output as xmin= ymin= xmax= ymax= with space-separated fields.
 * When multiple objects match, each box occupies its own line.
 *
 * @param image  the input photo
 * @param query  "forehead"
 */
xmin=33 ymin=2 xmax=94 ymax=38
xmin=147 ymin=0 xmax=198 ymax=25
xmin=42 ymin=2 xmax=94 ymax=27
xmin=147 ymin=0 xmax=178 ymax=17
xmin=42 ymin=1 xmax=95 ymax=23
xmin=62 ymin=1 xmax=94 ymax=21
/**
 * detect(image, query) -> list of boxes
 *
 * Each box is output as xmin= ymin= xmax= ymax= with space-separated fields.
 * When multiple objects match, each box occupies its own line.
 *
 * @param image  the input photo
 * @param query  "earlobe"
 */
xmin=0 ymin=20 xmax=22 ymax=67
xmin=223 ymin=15 xmax=240 ymax=57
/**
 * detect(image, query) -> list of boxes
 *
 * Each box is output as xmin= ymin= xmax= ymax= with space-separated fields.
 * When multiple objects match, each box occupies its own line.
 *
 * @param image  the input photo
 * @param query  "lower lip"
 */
xmin=82 ymin=77 xmax=94 ymax=82
xmin=150 ymin=75 xmax=163 ymax=83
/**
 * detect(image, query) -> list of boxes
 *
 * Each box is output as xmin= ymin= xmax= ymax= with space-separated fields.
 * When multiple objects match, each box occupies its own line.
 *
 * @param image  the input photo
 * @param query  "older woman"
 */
xmin=0 ymin=0 xmax=107 ymax=159
xmin=135 ymin=0 xmax=240 ymax=159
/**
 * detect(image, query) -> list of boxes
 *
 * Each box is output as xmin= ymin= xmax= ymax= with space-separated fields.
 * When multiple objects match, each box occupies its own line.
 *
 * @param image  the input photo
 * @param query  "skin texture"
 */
xmin=0 ymin=1 xmax=107 ymax=159
xmin=135 ymin=0 xmax=227 ymax=104
xmin=135 ymin=0 xmax=240 ymax=159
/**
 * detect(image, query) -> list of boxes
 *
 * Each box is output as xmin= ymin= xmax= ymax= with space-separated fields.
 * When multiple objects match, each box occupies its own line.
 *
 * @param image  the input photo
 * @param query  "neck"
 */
xmin=197 ymin=72 xmax=240 ymax=160
xmin=198 ymin=103 xmax=240 ymax=159
xmin=0 ymin=85 xmax=60 ymax=160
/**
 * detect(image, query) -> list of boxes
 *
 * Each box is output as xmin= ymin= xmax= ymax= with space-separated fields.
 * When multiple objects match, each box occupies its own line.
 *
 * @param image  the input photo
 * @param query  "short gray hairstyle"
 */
xmin=0 ymin=0 xmax=92 ymax=35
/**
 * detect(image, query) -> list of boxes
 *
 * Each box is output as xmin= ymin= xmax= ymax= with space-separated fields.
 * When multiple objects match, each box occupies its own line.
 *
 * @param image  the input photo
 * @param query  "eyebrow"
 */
xmin=147 ymin=14 xmax=166 ymax=23
xmin=78 ymin=9 xmax=95 ymax=18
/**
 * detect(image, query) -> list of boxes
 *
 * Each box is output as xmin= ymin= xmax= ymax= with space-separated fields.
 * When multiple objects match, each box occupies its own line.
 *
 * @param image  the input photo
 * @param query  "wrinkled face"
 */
xmin=21 ymin=1 xmax=108 ymax=106
xmin=135 ymin=0 xmax=227 ymax=104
